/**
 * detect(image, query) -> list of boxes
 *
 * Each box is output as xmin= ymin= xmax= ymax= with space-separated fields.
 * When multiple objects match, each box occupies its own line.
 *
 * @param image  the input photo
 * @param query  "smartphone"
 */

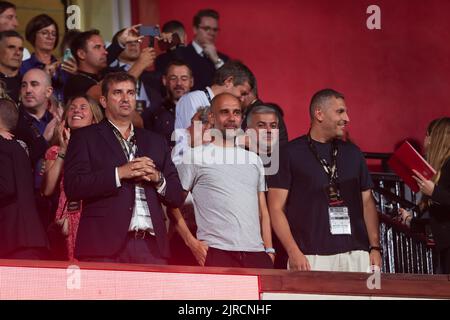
xmin=63 ymin=48 xmax=73 ymax=62
xmin=139 ymin=25 xmax=161 ymax=37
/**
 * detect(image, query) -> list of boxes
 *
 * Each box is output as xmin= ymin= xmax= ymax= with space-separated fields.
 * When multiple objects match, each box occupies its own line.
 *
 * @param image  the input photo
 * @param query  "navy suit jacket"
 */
xmin=0 ymin=138 xmax=48 ymax=256
xmin=64 ymin=120 xmax=185 ymax=259
xmin=171 ymin=43 xmax=229 ymax=91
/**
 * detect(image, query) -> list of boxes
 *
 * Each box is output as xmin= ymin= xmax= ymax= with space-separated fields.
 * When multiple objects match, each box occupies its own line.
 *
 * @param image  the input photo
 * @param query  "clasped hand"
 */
xmin=118 ymin=157 xmax=160 ymax=183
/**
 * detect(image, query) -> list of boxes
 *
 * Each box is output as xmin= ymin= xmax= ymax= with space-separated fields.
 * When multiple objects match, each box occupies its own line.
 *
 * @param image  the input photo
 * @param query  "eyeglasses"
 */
xmin=198 ymin=26 xmax=220 ymax=33
xmin=38 ymin=30 xmax=57 ymax=38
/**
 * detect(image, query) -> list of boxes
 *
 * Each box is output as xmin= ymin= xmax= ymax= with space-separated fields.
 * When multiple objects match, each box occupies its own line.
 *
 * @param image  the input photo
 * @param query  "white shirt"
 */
xmin=192 ymin=40 xmax=204 ymax=57
xmin=174 ymin=86 xmax=213 ymax=130
xmin=110 ymin=121 xmax=166 ymax=233
xmin=22 ymin=48 xmax=30 ymax=61
xmin=173 ymin=87 xmax=214 ymax=164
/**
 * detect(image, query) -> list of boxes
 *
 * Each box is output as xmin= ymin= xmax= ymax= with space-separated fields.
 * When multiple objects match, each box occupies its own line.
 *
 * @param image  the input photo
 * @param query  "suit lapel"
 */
xmin=98 ymin=120 xmax=128 ymax=163
xmin=135 ymin=128 xmax=148 ymax=159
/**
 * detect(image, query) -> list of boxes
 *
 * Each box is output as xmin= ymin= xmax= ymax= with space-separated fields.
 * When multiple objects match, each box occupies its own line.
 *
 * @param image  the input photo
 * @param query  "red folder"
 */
xmin=388 ymin=141 xmax=436 ymax=192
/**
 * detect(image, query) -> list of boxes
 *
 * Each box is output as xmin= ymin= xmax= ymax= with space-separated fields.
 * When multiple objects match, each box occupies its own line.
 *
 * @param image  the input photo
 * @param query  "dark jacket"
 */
xmin=64 ymin=120 xmax=185 ymax=259
xmin=429 ymin=158 xmax=450 ymax=249
xmin=169 ymin=43 xmax=229 ymax=91
xmin=0 ymin=138 xmax=48 ymax=256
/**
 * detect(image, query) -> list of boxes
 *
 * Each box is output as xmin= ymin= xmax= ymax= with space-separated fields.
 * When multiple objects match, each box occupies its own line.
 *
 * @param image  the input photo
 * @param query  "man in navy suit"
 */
xmin=0 ymin=98 xmax=49 ymax=259
xmin=157 ymin=9 xmax=229 ymax=91
xmin=64 ymin=72 xmax=185 ymax=264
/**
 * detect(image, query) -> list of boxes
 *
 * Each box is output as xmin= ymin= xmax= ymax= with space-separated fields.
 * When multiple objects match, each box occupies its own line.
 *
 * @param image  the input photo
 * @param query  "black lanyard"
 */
xmin=78 ymin=72 xmax=100 ymax=84
xmin=203 ymin=88 xmax=212 ymax=103
xmin=108 ymin=121 xmax=137 ymax=160
xmin=307 ymin=134 xmax=339 ymax=185
xmin=23 ymin=109 xmax=51 ymax=138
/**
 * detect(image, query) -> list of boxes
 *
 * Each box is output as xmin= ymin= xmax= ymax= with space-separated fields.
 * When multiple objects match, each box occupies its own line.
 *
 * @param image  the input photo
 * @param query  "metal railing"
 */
xmin=366 ymin=153 xmax=435 ymax=274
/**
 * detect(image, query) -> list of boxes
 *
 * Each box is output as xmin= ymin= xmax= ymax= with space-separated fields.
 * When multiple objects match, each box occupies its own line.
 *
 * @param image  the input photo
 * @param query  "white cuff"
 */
xmin=214 ymin=58 xmax=224 ymax=69
xmin=115 ymin=167 xmax=121 ymax=187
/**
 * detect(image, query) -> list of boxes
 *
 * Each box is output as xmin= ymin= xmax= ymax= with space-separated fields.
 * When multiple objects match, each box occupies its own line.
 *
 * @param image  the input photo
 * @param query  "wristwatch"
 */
xmin=155 ymin=171 xmax=165 ymax=187
xmin=265 ymin=247 xmax=276 ymax=255
xmin=214 ymin=58 xmax=224 ymax=68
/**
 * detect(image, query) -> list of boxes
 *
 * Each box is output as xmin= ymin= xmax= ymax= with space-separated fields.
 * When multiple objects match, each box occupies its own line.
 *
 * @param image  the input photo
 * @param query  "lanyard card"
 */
xmin=329 ymin=205 xmax=351 ymax=235
xmin=66 ymin=200 xmax=81 ymax=213
xmin=136 ymin=100 xmax=147 ymax=114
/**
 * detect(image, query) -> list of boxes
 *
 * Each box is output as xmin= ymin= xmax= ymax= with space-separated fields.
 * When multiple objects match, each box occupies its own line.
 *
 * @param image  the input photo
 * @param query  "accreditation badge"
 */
xmin=328 ymin=205 xmax=351 ymax=235
xmin=136 ymin=100 xmax=147 ymax=114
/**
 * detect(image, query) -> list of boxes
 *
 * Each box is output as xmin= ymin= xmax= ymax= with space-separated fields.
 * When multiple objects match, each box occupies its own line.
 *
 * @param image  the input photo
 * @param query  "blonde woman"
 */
xmin=42 ymin=95 xmax=103 ymax=260
xmin=399 ymin=117 xmax=450 ymax=273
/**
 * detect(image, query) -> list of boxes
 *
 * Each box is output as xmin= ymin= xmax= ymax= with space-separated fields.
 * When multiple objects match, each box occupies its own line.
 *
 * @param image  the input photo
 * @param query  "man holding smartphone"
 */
xmin=109 ymin=27 xmax=162 ymax=119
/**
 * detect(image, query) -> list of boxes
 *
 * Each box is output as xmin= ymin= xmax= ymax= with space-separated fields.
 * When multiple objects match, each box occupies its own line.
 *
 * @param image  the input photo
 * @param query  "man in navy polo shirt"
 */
xmin=268 ymin=89 xmax=381 ymax=272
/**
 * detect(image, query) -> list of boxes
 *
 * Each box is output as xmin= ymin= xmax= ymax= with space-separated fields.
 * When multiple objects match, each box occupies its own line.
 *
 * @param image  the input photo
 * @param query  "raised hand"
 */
xmin=43 ymin=117 xmax=59 ymax=142
xmin=61 ymin=57 xmax=78 ymax=74
xmin=118 ymin=24 xmax=144 ymax=47
xmin=412 ymin=169 xmax=435 ymax=196
xmin=44 ymin=60 xmax=60 ymax=78
xmin=136 ymin=47 xmax=157 ymax=69
xmin=202 ymin=43 xmax=219 ymax=63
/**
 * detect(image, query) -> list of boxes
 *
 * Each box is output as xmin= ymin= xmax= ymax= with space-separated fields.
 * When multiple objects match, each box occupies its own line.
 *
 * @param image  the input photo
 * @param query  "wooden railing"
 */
xmin=0 ymin=259 xmax=448 ymax=299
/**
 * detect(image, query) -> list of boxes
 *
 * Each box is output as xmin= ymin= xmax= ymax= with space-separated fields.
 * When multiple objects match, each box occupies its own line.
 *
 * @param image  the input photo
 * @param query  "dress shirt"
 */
xmin=192 ymin=41 xmax=225 ymax=69
xmin=109 ymin=121 xmax=166 ymax=233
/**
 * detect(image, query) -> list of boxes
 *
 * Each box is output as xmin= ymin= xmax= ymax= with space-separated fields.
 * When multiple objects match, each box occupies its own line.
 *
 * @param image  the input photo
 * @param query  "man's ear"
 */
xmin=45 ymin=86 xmax=54 ymax=99
xmin=77 ymin=49 xmax=86 ymax=62
xmin=162 ymin=76 xmax=167 ymax=87
xmin=99 ymin=96 xmax=107 ymax=109
xmin=223 ymin=76 xmax=234 ymax=89
xmin=315 ymin=107 xmax=324 ymax=122
xmin=208 ymin=111 xmax=215 ymax=127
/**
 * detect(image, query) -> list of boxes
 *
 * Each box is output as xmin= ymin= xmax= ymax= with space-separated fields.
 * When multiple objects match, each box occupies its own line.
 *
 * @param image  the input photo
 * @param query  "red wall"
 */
xmin=158 ymin=0 xmax=450 ymax=152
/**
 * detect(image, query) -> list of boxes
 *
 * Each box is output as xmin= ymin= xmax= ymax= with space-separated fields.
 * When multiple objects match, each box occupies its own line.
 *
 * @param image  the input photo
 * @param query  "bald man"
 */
xmin=16 ymin=69 xmax=58 ymax=163
xmin=175 ymin=93 xmax=274 ymax=268
xmin=15 ymin=68 xmax=59 ymax=227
